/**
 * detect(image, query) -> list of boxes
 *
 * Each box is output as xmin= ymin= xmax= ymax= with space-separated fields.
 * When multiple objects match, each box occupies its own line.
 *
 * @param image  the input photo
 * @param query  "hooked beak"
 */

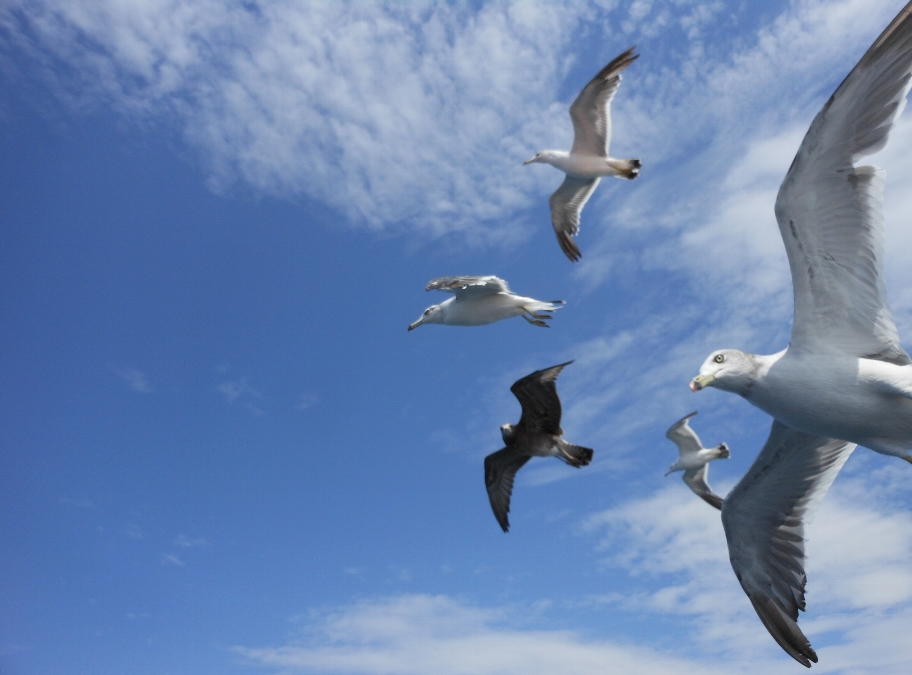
xmin=690 ymin=374 xmax=715 ymax=392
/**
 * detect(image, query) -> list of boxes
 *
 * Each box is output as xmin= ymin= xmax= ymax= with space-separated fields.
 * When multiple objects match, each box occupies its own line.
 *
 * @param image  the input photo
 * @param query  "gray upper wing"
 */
xmin=549 ymin=175 xmax=600 ymax=262
xmin=426 ymin=275 xmax=510 ymax=299
xmin=569 ymin=47 xmax=638 ymax=157
xmin=775 ymin=2 xmax=912 ymax=363
xmin=721 ymin=421 xmax=855 ymax=667
xmin=511 ymin=361 xmax=572 ymax=436
xmin=665 ymin=411 xmax=703 ymax=457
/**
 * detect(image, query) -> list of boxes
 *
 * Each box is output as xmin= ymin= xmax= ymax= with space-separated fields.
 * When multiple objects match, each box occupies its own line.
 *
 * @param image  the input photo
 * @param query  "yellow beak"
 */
xmin=523 ymin=157 xmax=536 ymax=165
xmin=407 ymin=321 xmax=421 ymax=332
xmin=690 ymin=374 xmax=715 ymax=392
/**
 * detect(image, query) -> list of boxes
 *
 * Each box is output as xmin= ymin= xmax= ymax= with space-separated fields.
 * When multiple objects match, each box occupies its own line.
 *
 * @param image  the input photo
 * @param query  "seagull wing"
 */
xmin=511 ymin=361 xmax=572 ymax=435
xmin=426 ymin=276 xmax=510 ymax=299
xmin=682 ymin=465 xmax=723 ymax=510
xmin=775 ymin=2 xmax=912 ymax=364
xmin=569 ymin=47 xmax=638 ymax=157
xmin=721 ymin=421 xmax=855 ymax=667
xmin=484 ymin=447 xmax=532 ymax=532
xmin=665 ymin=411 xmax=703 ymax=457
xmin=550 ymin=175 xmax=600 ymax=262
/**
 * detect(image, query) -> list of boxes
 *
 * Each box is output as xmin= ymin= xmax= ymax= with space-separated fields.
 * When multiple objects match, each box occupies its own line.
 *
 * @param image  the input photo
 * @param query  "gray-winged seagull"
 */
xmin=690 ymin=2 xmax=912 ymax=666
xmin=525 ymin=47 xmax=641 ymax=261
xmin=484 ymin=361 xmax=593 ymax=532
xmin=408 ymin=276 xmax=563 ymax=331
xmin=664 ymin=412 xmax=729 ymax=510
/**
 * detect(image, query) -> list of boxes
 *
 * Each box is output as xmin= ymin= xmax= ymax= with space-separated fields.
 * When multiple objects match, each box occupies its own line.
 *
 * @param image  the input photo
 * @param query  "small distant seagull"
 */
xmin=664 ymin=412 xmax=730 ymax=510
xmin=525 ymin=47 xmax=641 ymax=261
xmin=484 ymin=361 xmax=593 ymax=532
xmin=408 ymin=276 xmax=564 ymax=331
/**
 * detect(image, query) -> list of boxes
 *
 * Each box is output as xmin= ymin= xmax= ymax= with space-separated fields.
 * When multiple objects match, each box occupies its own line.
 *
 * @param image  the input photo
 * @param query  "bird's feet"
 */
xmin=522 ymin=314 xmax=550 ymax=327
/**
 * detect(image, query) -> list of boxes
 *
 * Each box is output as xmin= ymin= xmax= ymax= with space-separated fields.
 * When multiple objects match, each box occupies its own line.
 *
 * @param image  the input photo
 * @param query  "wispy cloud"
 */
xmin=160 ymin=553 xmax=185 ymax=567
xmin=296 ymin=392 xmax=318 ymax=411
xmin=218 ymin=377 xmax=264 ymax=416
xmin=233 ymin=594 xmax=734 ymax=675
xmin=174 ymin=534 xmax=209 ymax=548
xmin=113 ymin=367 xmax=153 ymax=393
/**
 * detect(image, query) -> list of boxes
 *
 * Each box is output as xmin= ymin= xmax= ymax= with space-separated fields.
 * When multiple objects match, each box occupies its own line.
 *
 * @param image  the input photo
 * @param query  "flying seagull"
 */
xmin=691 ymin=2 xmax=912 ymax=666
xmin=408 ymin=276 xmax=563 ymax=331
xmin=664 ymin=412 xmax=729 ymax=510
xmin=484 ymin=361 xmax=593 ymax=532
xmin=525 ymin=47 xmax=641 ymax=261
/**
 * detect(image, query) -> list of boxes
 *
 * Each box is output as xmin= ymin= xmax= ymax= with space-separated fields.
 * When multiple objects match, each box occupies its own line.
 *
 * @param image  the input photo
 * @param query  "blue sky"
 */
xmin=3 ymin=0 xmax=912 ymax=673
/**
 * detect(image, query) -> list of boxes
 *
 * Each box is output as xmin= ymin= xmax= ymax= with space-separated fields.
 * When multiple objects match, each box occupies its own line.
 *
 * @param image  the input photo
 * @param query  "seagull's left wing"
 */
xmin=426 ymin=276 xmax=510 ymax=299
xmin=550 ymin=176 xmax=600 ymax=262
xmin=511 ymin=361 xmax=572 ymax=435
xmin=775 ymin=2 xmax=912 ymax=363
xmin=484 ymin=447 xmax=532 ymax=532
xmin=722 ymin=421 xmax=855 ymax=667
xmin=682 ymin=465 xmax=723 ymax=510
xmin=569 ymin=47 xmax=638 ymax=157
xmin=665 ymin=411 xmax=703 ymax=457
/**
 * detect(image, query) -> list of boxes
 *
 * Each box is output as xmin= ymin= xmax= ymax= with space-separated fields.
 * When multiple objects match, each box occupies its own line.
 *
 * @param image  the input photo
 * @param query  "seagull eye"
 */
xmin=424 ymin=308 xmax=431 ymax=316
xmin=714 ymin=354 xmax=725 ymax=364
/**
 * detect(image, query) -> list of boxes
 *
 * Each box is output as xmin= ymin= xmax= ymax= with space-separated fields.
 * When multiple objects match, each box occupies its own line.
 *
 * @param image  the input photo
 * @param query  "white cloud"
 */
xmin=114 ymin=367 xmax=153 ymax=393
xmin=174 ymin=534 xmax=209 ymax=548
xmin=161 ymin=552 xmax=185 ymax=567
xmin=585 ymin=465 xmax=912 ymax=671
xmin=233 ymin=594 xmax=734 ymax=675
xmin=218 ymin=377 xmax=264 ymax=415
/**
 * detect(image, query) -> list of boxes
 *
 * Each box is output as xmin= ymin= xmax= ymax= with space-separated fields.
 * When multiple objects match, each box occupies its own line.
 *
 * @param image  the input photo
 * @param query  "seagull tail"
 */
xmin=525 ymin=300 xmax=565 ymax=313
xmin=618 ymin=159 xmax=641 ymax=180
xmin=559 ymin=442 xmax=594 ymax=467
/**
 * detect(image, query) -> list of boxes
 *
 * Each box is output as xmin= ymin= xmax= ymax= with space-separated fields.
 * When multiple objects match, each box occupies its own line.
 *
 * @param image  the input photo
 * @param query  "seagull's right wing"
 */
xmin=682 ymin=465 xmax=723 ymax=510
xmin=721 ymin=421 xmax=855 ymax=667
xmin=569 ymin=47 xmax=638 ymax=157
xmin=484 ymin=447 xmax=532 ymax=532
xmin=426 ymin=276 xmax=510 ymax=298
xmin=775 ymin=2 xmax=912 ymax=363
xmin=665 ymin=411 xmax=703 ymax=457
xmin=549 ymin=176 xmax=600 ymax=262
xmin=511 ymin=361 xmax=573 ymax=435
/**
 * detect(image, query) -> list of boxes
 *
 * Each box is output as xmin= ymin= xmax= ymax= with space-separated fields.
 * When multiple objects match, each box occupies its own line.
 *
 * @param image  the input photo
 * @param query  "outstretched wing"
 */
xmin=426 ymin=276 xmax=510 ymax=298
xmin=484 ymin=448 xmax=532 ymax=533
xmin=549 ymin=176 xmax=600 ymax=262
xmin=665 ymin=411 xmax=703 ymax=457
xmin=682 ymin=465 xmax=723 ymax=510
xmin=569 ymin=47 xmax=638 ymax=157
xmin=511 ymin=361 xmax=572 ymax=435
xmin=721 ymin=421 xmax=855 ymax=667
xmin=775 ymin=2 xmax=912 ymax=364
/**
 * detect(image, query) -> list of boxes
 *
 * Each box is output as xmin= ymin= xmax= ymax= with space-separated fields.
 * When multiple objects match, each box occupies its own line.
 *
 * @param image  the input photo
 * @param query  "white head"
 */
xmin=408 ymin=304 xmax=445 ymax=331
xmin=691 ymin=349 xmax=762 ymax=396
xmin=523 ymin=150 xmax=559 ymax=166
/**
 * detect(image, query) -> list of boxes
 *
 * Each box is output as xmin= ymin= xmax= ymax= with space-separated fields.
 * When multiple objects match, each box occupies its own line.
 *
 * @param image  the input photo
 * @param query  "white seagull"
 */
xmin=664 ymin=412 xmax=730 ymax=510
xmin=525 ymin=47 xmax=641 ymax=261
xmin=690 ymin=2 xmax=912 ymax=666
xmin=408 ymin=276 xmax=563 ymax=331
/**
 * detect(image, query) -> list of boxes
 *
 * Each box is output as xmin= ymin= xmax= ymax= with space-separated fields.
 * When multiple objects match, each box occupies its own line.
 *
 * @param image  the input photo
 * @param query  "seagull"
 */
xmin=690 ymin=2 xmax=912 ymax=666
xmin=664 ymin=412 xmax=730 ymax=510
xmin=484 ymin=361 xmax=593 ymax=532
xmin=408 ymin=276 xmax=564 ymax=331
xmin=525 ymin=47 xmax=641 ymax=261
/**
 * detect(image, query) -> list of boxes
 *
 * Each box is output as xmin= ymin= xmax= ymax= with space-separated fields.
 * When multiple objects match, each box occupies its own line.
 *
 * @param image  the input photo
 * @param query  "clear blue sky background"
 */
xmin=3 ymin=1 xmax=912 ymax=674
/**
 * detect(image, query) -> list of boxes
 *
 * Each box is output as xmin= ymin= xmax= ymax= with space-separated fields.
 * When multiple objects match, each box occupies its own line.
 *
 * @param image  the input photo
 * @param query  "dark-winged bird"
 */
xmin=484 ymin=361 xmax=593 ymax=532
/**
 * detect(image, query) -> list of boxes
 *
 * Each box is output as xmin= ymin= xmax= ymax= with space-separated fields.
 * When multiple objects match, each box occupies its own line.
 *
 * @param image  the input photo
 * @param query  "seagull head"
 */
xmin=408 ymin=304 xmax=443 ymax=331
xmin=691 ymin=349 xmax=760 ymax=395
xmin=523 ymin=150 xmax=552 ymax=165
xmin=500 ymin=423 xmax=516 ymax=443
xmin=664 ymin=461 xmax=682 ymax=476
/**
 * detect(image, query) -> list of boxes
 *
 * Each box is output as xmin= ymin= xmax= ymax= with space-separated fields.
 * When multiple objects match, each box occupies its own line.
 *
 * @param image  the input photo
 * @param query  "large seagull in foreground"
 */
xmin=525 ymin=47 xmax=641 ymax=262
xmin=691 ymin=1 xmax=912 ymax=666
